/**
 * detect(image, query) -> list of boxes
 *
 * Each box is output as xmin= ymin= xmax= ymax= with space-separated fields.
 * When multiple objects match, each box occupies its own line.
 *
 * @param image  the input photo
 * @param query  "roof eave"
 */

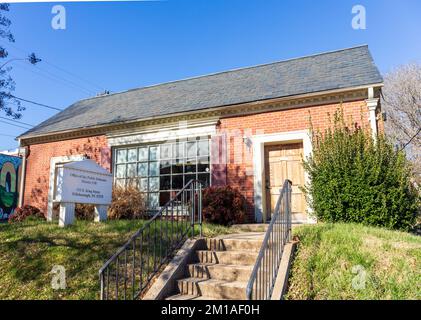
xmin=18 ymin=82 xmax=384 ymax=143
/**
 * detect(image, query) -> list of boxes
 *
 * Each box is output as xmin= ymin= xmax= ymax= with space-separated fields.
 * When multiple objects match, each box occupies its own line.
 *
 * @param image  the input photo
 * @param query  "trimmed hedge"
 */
xmin=303 ymin=109 xmax=419 ymax=231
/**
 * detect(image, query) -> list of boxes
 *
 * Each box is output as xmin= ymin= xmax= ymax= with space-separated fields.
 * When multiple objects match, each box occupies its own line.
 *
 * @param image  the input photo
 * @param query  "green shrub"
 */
xmin=202 ymin=186 xmax=246 ymax=226
xmin=303 ymin=109 xmax=419 ymax=231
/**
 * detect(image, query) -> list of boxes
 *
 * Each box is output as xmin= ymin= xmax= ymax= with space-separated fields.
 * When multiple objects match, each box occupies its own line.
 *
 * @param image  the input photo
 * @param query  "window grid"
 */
xmin=114 ymin=138 xmax=210 ymax=209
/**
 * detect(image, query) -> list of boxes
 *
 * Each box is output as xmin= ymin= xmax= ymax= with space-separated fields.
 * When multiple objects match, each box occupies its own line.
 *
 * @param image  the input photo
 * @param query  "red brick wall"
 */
xmin=217 ymin=99 xmax=370 ymax=221
xmin=23 ymin=100 xmax=371 ymax=221
xmin=23 ymin=135 xmax=109 ymax=214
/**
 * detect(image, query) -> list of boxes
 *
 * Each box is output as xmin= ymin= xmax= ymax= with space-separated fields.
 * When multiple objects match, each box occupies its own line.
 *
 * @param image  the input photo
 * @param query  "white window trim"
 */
xmin=251 ymin=130 xmax=316 ymax=224
xmin=107 ymin=123 xmax=217 ymax=147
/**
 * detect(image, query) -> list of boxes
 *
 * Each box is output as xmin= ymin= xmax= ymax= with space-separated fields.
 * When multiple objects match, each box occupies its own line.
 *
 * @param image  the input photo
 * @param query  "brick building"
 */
xmin=17 ymin=46 xmax=383 ymax=223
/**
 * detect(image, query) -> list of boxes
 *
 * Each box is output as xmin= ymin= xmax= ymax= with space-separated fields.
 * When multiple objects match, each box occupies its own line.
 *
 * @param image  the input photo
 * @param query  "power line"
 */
xmin=400 ymin=127 xmax=421 ymax=151
xmin=10 ymin=95 xmax=63 ymax=111
xmin=14 ymin=61 xmax=95 ymax=96
xmin=0 ymin=116 xmax=34 ymax=127
xmin=3 ymin=41 xmax=106 ymax=93
xmin=0 ymin=120 xmax=31 ymax=130
xmin=43 ymin=60 xmax=106 ymax=91
xmin=0 ymin=132 xmax=18 ymax=138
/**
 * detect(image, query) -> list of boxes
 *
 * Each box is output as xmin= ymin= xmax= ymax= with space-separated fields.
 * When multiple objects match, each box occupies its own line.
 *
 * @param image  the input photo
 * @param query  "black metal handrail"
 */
xmin=246 ymin=179 xmax=292 ymax=300
xmin=99 ymin=179 xmax=203 ymax=300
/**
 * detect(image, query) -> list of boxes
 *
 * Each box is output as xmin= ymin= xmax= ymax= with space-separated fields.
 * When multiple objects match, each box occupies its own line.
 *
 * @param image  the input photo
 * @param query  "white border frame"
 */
xmin=251 ymin=130 xmax=315 ymax=223
xmin=47 ymin=154 xmax=86 ymax=221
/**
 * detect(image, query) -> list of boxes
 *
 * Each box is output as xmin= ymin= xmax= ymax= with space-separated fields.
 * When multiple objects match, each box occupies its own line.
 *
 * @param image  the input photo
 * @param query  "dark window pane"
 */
xmin=172 ymin=175 xmax=184 ymax=189
xmin=160 ymin=175 xmax=171 ymax=190
xmin=185 ymin=174 xmax=196 ymax=185
xmin=198 ymin=140 xmax=209 ymax=156
xmin=159 ymin=192 xmax=170 ymax=206
xmin=160 ymin=160 xmax=171 ymax=175
xmin=198 ymin=156 xmax=210 ymax=173
xmin=198 ymin=173 xmax=210 ymax=187
xmin=171 ymin=159 xmax=183 ymax=174
xmin=186 ymin=141 xmax=196 ymax=158
xmin=185 ymin=158 xmax=196 ymax=173
xmin=160 ymin=144 xmax=171 ymax=159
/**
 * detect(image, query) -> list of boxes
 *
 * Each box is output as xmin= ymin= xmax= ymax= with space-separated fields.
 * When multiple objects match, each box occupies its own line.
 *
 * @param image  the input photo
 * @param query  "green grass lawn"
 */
xmin=286 ymin=223 xmax=421 ymax=300
xmin=0 ymin=218 xmax=231 ymax=300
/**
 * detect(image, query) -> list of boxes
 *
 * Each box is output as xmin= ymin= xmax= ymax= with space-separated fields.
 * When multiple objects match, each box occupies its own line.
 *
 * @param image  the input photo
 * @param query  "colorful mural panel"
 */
xmin=0 ymin=154 xmax=22 ymax=220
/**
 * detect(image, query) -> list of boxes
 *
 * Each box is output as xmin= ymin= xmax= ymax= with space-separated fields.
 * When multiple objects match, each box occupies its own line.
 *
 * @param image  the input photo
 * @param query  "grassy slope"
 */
xmin=0 ymin=219 xmax=230 ymax=300
xmin=286 ymin=223 xmax=421 ymax=300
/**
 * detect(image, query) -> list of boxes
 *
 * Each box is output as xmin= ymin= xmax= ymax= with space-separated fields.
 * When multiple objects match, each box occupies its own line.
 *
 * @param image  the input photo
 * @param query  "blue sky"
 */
xmin=1 ymin=0 xmax=420 ymax=150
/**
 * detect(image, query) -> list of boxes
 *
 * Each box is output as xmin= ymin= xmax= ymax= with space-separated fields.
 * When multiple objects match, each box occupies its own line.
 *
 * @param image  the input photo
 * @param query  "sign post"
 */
xmin=54 ymin=160 xmax=112 ymax=227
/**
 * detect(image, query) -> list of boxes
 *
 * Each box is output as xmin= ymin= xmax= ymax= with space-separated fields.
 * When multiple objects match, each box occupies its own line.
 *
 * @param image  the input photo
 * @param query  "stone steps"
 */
xmin=196 ymin=250 xmax=258 ymax=265
xmin=177 ymin=277 xmax=248 ymax=300
xmin=165 ymin=232 xmax=265 ymax=300
xmin=188 ymin=263 xmax=253 ymax=282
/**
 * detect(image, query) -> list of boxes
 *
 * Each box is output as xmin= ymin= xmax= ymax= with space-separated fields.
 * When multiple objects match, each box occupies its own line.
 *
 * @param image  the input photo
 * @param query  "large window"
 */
xmin=114 ymin=137 xmax=210 ymax=209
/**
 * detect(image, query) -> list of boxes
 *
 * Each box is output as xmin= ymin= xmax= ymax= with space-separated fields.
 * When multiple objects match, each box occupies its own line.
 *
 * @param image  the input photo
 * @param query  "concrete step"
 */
xmin=195 ymin=250 xmax=258 ymax=265
xmin=188 ymin=263 xmax=253 ymax=282
xmin=166 ymin=294 xmax=218 ymax=300
xmin=176 ymin=278 xmax=248 ymax=300
xmin=206 ymin=237 xmax=262 ymax=252
xmin=230 ymin=224 xmax=268 ymax=233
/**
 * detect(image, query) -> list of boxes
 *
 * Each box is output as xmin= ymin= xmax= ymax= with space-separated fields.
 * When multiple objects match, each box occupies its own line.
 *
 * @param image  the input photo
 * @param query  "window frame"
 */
xmin=112 ymin=137 xmax=212 ymax=210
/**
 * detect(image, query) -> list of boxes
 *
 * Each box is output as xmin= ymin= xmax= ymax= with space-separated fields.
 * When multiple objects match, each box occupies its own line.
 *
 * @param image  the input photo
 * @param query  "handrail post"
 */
xmin=99 ymin=271 xmax=104 ymax=300
xmin=199 ymin=182 xmax=202 ymax=238
xmin=288 ymin=181 xmax=292 ymax=241
xmin=98 ymin=179 xmax=204 ymax=300
xmin=191 ymin=181 xmax=195 ymax=237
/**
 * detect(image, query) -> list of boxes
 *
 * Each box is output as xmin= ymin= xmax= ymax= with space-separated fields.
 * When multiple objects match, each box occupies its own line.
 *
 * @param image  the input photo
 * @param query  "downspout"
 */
xmin=18 ymin=140 xmax=28 ymax=207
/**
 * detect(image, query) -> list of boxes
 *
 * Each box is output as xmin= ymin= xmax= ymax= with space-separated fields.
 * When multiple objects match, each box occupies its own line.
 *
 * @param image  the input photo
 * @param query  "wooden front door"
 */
xmin=264 ymin=143 xmax=306 ymax=222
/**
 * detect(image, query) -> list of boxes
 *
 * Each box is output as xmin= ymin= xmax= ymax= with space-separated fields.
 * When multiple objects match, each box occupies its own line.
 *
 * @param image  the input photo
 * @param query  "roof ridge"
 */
xmin=78 ymin=44 xmax=369 ymax=103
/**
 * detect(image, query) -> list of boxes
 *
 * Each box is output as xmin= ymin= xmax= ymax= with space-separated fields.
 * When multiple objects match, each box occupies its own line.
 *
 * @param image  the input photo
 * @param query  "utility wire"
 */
xmin=0 ymin=116 xmax=34 ymax=127
xmin=10 ymin=95 xmax=63 ymax=111
xmin=14 ymin=61 xmax=95 ymax=96
xmin=0 ymin=133 xmax=18 ymax=138
xmin=3 ymin=41 xmax=106 ymax=93
xmin=0 ymin=120 xmax=32 ymax=130
xmin=400 ymin=127 xmax=421 ymax=151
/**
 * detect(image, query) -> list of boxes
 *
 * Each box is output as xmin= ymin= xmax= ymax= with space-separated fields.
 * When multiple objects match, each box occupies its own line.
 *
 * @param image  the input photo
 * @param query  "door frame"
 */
xmin=251 ymin=130 xmax=316 ymax=224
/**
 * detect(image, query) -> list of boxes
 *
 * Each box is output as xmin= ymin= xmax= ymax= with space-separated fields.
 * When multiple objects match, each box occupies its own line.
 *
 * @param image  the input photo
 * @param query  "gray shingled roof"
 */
xmin=19 ymin=45 xmax=382 ymax=139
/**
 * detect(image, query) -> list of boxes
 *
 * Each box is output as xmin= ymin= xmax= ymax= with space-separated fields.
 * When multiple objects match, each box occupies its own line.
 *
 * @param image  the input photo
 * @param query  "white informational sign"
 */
xmin=54 ymin=160 xmax=112 ymax=227
xmin=56 ymin=161 xmax=112 ymax=205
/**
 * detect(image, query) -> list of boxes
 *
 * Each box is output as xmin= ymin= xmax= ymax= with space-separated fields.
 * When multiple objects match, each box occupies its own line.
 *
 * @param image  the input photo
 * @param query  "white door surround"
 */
xmin=251 ymin=130 xmax=315 ymax=224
